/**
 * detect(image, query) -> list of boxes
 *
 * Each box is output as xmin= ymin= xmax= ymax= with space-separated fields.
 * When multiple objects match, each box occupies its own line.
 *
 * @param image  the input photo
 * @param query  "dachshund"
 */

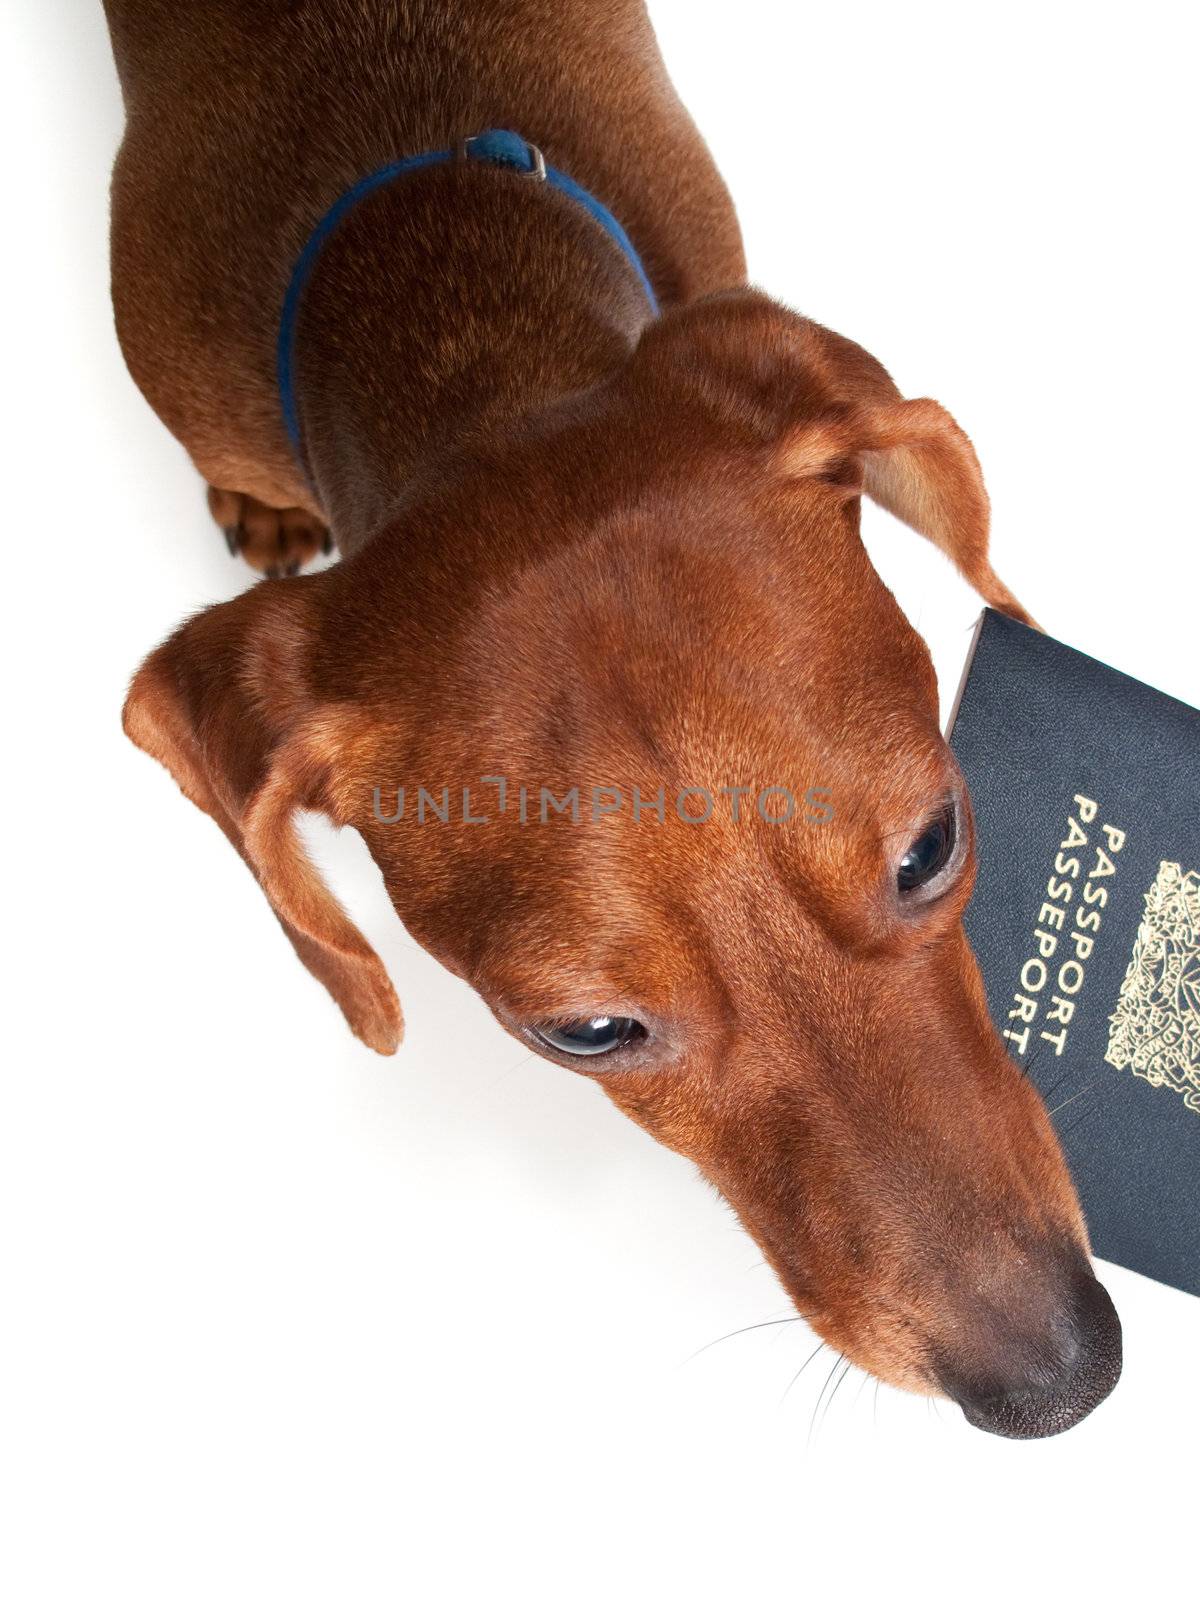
xmin=104 ymin=0 xmax=1120 ymax=1437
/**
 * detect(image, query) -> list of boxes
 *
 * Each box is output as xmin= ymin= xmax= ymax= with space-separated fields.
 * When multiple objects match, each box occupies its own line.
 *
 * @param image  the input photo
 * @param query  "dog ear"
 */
xmin=635 ymin=289 xmax=1035 ymax=626
xmin=779 ymin=384 xmax=1037 ymax=627
xmin=122 ymin=582 xmax=403 ymax=1054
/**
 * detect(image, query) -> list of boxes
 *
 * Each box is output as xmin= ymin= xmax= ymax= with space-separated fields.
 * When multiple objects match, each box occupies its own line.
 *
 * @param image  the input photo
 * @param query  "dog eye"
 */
xmin=897 ymin=808 xmax=957 ymax=892
xmin=531 ymin=1015 xmax=647 ymax=1057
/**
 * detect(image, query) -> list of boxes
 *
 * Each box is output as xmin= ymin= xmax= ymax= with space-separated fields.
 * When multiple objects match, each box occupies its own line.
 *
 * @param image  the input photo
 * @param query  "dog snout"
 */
xmin=934 ymin=1250 xmax=1122 ymax=1439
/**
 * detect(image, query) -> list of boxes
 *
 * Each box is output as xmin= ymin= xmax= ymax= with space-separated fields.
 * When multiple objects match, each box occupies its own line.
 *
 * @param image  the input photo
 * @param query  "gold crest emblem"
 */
xmin=1105 ymin=861 xmax=1200 ymax=1115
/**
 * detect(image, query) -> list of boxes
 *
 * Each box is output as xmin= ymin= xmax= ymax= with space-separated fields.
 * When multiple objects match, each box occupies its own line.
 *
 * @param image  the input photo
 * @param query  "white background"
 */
xmin=3 ymin=3 xmax=1197 ymax=1596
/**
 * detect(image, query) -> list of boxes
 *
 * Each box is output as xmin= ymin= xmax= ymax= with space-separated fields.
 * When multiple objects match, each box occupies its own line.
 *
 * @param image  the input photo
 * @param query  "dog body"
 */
xmin=104 ymin=0 xmax=743 ymax=551
xmin=105 ymin=0 xmax=1122 ymax=1435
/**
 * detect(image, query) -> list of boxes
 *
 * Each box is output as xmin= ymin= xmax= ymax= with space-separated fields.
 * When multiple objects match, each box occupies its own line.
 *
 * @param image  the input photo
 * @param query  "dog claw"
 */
xmin=207 ymin=487 xmax=326 ymax=574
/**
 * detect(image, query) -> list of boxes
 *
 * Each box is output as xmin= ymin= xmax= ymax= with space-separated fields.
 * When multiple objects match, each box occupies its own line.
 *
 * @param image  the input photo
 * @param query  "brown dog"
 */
xmin=105 ymin=0 xmax=1120 ymax=1436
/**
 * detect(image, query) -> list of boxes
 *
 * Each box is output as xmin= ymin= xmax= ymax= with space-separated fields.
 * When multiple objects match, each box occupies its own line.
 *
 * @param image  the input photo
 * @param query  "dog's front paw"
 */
xmin=207 ymin=486 xmax=333 ymax=577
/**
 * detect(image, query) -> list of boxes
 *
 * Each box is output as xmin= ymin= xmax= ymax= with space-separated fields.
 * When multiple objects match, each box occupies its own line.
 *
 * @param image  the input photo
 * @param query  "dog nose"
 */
xmin=935 ymin=1257 xmax=1122 ymax=1439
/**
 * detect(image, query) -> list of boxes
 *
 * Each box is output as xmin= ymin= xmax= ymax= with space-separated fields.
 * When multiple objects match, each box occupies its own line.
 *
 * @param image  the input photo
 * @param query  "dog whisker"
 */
xmin=1047 ymin=1083 xmax=1094 ymax=1120
xmin=855 ymin=1368 xmax=874 ymax=1410
xmin=780 ymin=1338 xmax=829 ymax=1407
xmin=1035 ymin=1062 xmax=1074 ymax=1104
xmin=680 ymin=1314 xmax=803 ymax=1368
xmin=807 ymin=1349 xmax=846 ymax=1445
xmin=822 ymin=1354 xmax=853 ymax=1431
xmin=1059 ymin=1089 xmax=1105 ymax=1146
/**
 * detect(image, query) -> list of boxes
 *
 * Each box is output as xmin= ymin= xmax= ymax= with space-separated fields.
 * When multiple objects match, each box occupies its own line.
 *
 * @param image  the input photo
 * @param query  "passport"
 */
xmin=947 ymin=609 xmax=1200 ymax=1296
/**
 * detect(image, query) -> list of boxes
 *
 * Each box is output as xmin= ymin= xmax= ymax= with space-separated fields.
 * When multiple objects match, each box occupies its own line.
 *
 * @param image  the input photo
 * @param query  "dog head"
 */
xmin=125 ymin=289 xmax=1119 ymax=1436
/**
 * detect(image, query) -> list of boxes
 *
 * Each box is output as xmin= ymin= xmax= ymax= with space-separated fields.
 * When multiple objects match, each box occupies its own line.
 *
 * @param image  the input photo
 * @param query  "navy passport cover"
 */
xmin=948 ymin=610 xmax=1200 ymax=1296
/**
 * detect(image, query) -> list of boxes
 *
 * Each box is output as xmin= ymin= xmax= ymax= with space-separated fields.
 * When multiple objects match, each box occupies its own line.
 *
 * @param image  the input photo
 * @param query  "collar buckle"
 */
xmin=457 ymin=129 xmax=547 ymax=181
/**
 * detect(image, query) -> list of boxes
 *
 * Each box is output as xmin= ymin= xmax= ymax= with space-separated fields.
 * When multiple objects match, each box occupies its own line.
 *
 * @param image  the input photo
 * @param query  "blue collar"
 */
xmin=276 ymin=127 xmax=659 ymax=468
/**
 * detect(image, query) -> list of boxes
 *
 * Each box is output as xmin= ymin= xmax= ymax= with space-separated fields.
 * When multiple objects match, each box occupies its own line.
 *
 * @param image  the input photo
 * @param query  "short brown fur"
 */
xmin=106 ymin=0 xmax=1116 ymax=1424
